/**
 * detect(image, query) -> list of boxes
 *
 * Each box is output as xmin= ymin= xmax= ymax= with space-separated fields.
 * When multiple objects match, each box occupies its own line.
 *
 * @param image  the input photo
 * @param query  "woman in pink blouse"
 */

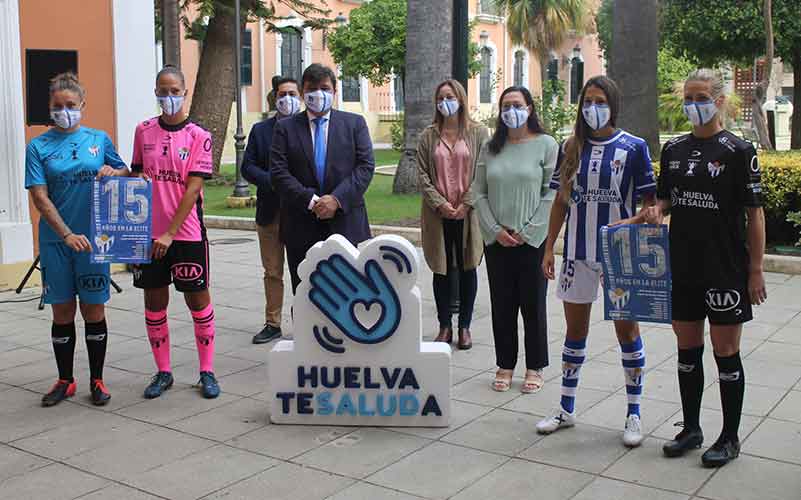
xmin=417 ymin=80 xmax=489 ymax=350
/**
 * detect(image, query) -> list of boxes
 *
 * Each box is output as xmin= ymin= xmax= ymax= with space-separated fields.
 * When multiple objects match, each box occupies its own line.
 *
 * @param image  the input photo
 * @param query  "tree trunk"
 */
xmin=188 ymin=10 xmax=237 ymax=174
xmin=393 ymin=0 xmax=453 ymax=194
xmin=792 ymin=50 xmax=801 ymax=150
xmin=161 ymin=0 xmax=181 ymax=67
xmin=751 ymin=0 xmax=774 ymax=151
xmin=608 ymin=0 xmax=659 ymax=154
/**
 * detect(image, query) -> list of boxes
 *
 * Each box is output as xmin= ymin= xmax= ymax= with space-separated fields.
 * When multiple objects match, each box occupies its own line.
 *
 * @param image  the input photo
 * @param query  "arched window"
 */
xmin=513 ymin=50 xmax=525 ymax=87
xmin=393 ymin=74 xmax=404 ymax=111
xmin=281 ymin=28 xmax=303 ymax=82
xmin=547 ymin=56 xmax=559 ymax=82
xmin=480 ymin=0 xmax=500 ymax=16
xmin=480 ymin=47 xmax=492 ymax=103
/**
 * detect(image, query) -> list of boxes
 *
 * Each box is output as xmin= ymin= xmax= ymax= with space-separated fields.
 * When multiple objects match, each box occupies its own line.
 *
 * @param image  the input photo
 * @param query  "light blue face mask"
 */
xmin=276 ymin=95 xmax=302 ymax=116
xmin=157 ymin=95 xmax=185 ymax=116
xmin=683 ymin=100 xmax=718 ymax=126
xmin=305 ymin=90 xmax=334 ymax=114
xmin=501 ymin=106 xmax=529 ymax=129
xmin=437 ymin=98 xmax=460 ymax=117
xmin=582 ymin=104 xmax=611 ymax=130
xmin=50 ymin=108 xmax=82 ymax=129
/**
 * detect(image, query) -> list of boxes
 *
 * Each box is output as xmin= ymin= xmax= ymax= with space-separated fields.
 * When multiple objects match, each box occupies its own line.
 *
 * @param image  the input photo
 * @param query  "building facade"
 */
xmin=170 ymin=0 xmax=605 ymax=161
xmin=0 ymin=0 xmax=156 ymax=289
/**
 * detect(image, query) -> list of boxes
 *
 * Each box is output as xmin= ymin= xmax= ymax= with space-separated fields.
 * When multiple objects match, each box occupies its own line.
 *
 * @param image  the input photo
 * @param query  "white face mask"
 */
xmin=276 ymin=95 xmax=302 ymax=116
xmin=437 ymin=98 xmax=460 ymax=117
xmin=157 ymin=95 xmax=185 ymax=116
xmin=582 ymin=104 xmax=611 ymax=130
xmin=50 ymin=108 xmax=82 ymax=130
xmin=683 ymin=100 xmax=719 ymax=127
xmin=305 ymin=90 xmax=334 ymax=114
xmin=501 ymin=106 xmax=529 ymax=129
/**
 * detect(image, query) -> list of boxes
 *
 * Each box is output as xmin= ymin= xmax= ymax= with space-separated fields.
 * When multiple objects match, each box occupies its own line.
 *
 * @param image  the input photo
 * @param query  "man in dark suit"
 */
xmin=242 ymin=77 xmax=302 ymax=344
xmin=270 ymin=64 xmax=375 ymax=293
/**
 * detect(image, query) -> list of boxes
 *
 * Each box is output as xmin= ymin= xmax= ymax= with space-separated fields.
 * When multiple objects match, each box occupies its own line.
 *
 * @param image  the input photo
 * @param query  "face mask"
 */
xmin=276 ymin=95 xmax=302 ymax=116
xmin=50 ymin=108 xmax=82 ymax=129
xmin=305 ymin=90 xmax=334 ymax=114
xmin=501 ymin=106 xmax=529 ymax=129
xmin=437 ymin=98 xmax=460 ymax=117
xmin=582 ymin=104 xmax=611 ymax=130
xmin=683 ymin=100 xmax=718 ymax=127
xmin=157 ymin=95 xmax=184 ymax=116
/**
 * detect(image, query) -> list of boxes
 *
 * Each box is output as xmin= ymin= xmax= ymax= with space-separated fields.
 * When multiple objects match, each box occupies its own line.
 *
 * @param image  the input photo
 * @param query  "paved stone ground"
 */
xmin=1 ymin=228 xmax=801 ymax=500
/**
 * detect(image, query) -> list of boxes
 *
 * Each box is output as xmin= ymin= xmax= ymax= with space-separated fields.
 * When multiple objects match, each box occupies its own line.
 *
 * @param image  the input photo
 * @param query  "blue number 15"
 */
xmin=611 ymin=226 xmax=667 ymax=278
xmin=103 ymin=179 xmax=149 ymax=224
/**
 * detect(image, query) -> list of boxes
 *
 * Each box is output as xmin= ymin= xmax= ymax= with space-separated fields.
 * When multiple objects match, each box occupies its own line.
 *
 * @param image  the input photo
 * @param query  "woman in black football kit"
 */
xmin=633 ymin=69 xmax=766 ymax=467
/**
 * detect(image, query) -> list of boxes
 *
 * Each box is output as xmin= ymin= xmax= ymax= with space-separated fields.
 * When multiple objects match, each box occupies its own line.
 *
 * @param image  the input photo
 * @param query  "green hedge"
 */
xmin=759 ymin=152 xmax=801 ymax=245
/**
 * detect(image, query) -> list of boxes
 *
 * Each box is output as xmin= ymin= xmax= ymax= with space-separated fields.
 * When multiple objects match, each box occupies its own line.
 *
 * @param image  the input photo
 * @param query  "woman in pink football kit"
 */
xmin=131 ymin=65 xmax=219 ymax=399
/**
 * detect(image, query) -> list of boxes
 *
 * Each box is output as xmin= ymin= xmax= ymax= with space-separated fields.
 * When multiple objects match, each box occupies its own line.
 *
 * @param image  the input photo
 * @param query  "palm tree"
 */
xmin=392 ymin=0 xmax=453 ymax=194
xmin=494 ymin=0 xmax=588 ymax=91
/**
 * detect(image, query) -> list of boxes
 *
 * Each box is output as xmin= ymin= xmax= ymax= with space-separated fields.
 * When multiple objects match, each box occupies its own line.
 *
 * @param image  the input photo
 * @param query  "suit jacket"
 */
xmin=241 ymin=116 xmax=281 ymax=226
xmin=270 ymin=109 xmax=375 ymax=250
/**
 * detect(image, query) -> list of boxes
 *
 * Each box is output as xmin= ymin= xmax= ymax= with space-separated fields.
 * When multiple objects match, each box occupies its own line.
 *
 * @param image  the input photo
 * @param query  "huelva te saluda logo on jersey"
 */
xmin=309 ymin=246 xmax=410 ymax=354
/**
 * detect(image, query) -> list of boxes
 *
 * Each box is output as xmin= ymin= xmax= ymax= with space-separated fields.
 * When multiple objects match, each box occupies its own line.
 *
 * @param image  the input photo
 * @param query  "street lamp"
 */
xmin=570 ymin=44 xmax=584 ymax=104
xmin=479 ymin=30 xmax=489 ymax=47
xmin=324 ymin=12 xmax=348 ymax=49
xmin=231 ymin=0 xmax=250 ymax=198
xmin=452 ymin=0 xmax=469 ymax=90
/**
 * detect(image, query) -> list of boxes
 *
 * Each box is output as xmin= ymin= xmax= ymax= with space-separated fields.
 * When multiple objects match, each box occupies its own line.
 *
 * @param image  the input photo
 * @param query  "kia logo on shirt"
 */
xmin=705 ymin=289 xmax=741 ymax=312
xmin=690 ymin=150 xmax=702 ymax=157
xmin=172 ymin=263 xmax=203 ymax=281
xmin=79 ymin=274 xmax=109 ymax=292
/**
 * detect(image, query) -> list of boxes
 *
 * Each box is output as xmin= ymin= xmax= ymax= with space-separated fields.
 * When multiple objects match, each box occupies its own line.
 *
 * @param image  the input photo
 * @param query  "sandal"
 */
xmin=521 ymin=369 xmax=544 ymax=394
xmin=492 ymin=369 xmax=513 ymax=392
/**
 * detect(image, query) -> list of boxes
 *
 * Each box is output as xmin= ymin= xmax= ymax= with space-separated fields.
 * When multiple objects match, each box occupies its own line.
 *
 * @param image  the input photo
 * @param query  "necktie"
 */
xmin=313 ymin=117 xmax=328 ymax=187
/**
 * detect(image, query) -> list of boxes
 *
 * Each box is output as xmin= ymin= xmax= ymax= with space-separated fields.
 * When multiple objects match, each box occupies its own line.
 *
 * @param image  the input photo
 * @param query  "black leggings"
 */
xmin=432 ymin=219 xmax=478 ymax=329
xmin=485 ymin=242 xmax=549 ymax=370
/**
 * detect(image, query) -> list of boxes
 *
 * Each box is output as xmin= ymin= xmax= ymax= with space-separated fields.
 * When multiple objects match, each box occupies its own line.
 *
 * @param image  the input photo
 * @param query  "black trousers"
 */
xmin=485 ymin=242 xmax=549 ymax=370
xmin=286 ymin=229 xmax=331 ymax=294
xmin=432 ymin=219 xmax=478 ymax=329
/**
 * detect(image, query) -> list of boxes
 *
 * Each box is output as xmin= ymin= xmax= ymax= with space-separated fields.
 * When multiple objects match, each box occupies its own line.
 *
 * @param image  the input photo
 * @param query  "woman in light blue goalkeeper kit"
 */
xmin=25 ymin=73 xmax=129 ymax=407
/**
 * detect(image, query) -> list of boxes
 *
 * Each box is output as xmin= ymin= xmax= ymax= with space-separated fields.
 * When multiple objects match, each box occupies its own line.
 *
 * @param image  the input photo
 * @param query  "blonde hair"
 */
xmin=432 ymin=79 xmax=476 ymax=138
xmin=49 ymin=72 xmax=85 ymax=101
xmin=684 ymin=68 xmax=727 ymax=124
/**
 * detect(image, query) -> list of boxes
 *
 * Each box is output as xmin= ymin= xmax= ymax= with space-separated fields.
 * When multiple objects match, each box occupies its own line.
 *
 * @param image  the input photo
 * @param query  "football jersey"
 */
xmin=551 ymin=130 xmax=656 ymax=262
xmin=657 ymin=130 xmax=762 ymax=286
xmin=132 ymin=118 xmax=213 ymax=242
xmin=25 ymin=127 xmax=127 ymax=243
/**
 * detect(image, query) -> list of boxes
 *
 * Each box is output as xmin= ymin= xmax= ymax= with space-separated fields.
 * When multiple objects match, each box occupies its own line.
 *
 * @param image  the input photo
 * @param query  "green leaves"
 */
xmin=327 ymin=0 xmax=406 ymax=87
xmin=660 ymin=0 xmax=801 ymax=67
xmin=494 ymin=0 xmax=588 ymax=57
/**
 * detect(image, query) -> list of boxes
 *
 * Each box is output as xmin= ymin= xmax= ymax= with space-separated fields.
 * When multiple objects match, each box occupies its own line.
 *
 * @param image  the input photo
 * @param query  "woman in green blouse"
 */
xmin=474 ymin=86 xmax=558 ymax=394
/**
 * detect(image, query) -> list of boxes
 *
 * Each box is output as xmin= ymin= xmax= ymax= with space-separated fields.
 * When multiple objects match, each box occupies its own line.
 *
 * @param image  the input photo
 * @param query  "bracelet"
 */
xmin=62 ymin=232 xmax=73 ymax=240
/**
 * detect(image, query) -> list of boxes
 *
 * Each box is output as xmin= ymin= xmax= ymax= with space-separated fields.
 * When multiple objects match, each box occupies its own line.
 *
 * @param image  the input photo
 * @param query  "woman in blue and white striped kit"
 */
xmin=535 ymin=76 xmax=657 ymax=447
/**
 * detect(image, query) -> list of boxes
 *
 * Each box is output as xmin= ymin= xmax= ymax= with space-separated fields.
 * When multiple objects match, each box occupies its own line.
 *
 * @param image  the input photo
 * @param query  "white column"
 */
xmin=259 ymin=19 xmax=266 ymax=113
xmin=112 ymin=0 xmax=157 ymax=164
xmin=0 ymin=0 xmax=33 ymax=264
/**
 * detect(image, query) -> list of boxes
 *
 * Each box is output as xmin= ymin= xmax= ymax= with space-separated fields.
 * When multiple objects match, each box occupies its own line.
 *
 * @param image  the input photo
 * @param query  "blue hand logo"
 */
xmin=309 ymin=254 xmax=402 ymax=352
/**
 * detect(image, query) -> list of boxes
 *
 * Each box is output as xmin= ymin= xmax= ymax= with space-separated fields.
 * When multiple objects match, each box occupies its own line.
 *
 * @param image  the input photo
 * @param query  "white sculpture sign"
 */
xmin=268 ymin=234 xmax=451 ymax=427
